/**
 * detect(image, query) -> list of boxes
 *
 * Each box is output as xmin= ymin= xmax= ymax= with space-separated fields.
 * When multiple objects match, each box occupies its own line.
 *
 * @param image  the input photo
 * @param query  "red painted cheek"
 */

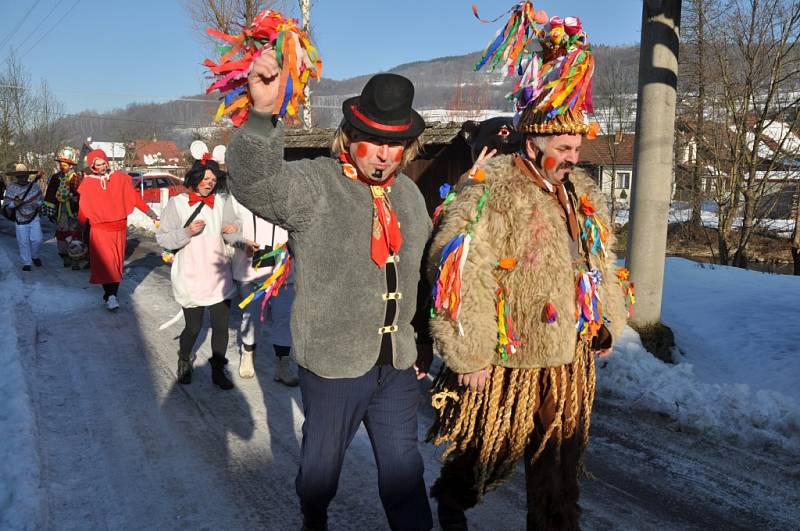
xmin=544 ymin=156 xmax=557 ymax=171
xmin=355 ymin=143 xmax=369 ymax=158
xmin=394 ymin=148 xmax=404 ymax=162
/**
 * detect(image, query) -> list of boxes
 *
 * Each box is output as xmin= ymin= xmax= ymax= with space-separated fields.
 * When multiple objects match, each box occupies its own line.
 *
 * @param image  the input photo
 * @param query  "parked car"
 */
xmin=129 ymin=172 xmax=187 ymax=203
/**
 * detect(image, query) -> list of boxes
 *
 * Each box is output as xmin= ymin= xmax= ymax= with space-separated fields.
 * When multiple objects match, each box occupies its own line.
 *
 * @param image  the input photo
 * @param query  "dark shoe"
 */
xmin=300 ymin=514 xmax=328 ymax=531
xmin=177 ymin=354 xmax=192 ymax=385
xmin=83 ymin=262 xmax=90 ymax=270
xmin=71 ymin=263 xmax=81 ymax=271
xmin=63 ymin=258 xmax=71 ymax=268
xmin=210 ymin=355 xmax=233 ymax=390
xmin=438 ymin=500 xmax=469 ymax=531
xmin=32 ymin=258 xmax=42 ymax=267
xmin=22 ymin=265 xmax=32 ymax=272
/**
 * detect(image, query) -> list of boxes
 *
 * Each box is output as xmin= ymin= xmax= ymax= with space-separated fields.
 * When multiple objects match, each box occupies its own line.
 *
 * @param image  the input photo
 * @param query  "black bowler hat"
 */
xmin=342 ymin=73 xmax=426 ymax=140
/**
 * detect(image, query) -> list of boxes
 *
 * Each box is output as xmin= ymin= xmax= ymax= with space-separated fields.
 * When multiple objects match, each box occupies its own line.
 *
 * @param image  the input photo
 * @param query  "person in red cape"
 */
xmin=77 ymin=149 xmax=159 ymax=311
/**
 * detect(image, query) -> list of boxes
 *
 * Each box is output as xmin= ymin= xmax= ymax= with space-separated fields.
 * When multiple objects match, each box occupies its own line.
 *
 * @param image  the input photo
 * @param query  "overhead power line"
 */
xmin=22 ymin=0 xmax=82 ymax=59
xmin=0 ymin=0 xmax=44 ymax=53
xmin=15 ymin=0 xmax=68 ymax=53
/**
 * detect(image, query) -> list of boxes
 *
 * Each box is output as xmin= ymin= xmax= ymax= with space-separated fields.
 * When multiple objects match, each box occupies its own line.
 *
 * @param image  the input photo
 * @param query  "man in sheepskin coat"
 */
xmin=427 ymin=11 xmax=634 ymax=531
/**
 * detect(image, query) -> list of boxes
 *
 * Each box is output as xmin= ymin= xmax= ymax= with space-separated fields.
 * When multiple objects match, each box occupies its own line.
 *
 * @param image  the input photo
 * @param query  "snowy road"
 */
xmin=5 ymin=224 xmax=799 ymax=530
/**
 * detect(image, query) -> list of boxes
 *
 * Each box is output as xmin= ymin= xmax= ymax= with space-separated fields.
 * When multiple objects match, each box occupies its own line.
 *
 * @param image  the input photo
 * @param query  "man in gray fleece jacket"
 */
xmin=226 ymin=49 xmax=433 ymax=531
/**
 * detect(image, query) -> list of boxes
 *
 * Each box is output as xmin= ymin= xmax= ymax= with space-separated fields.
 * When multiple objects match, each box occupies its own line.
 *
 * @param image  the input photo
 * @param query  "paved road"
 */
xmin=5 ymin=222 xmax=799 ymax=530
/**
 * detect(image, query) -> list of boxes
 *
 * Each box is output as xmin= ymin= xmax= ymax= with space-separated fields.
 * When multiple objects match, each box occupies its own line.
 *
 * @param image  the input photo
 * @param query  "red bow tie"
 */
xmin=188 ymin=192 xmax=215 ymax=208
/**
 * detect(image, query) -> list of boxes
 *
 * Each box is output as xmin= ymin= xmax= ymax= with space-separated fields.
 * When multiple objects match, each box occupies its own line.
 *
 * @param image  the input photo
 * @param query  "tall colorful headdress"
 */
xmin=204 ymin=9 xmax=322 ymax=127
xmin=473 ymin=2 xmax=597 ymax=137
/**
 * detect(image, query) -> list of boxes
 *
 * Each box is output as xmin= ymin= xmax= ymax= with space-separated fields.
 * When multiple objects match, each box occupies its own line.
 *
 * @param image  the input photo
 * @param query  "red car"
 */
xmin=129 ymin=173 xmax=187 ymax=203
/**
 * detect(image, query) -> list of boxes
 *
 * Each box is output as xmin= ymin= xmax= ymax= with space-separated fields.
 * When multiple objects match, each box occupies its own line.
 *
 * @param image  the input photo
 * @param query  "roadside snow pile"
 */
xmin=598 ymin=258 xmax=800 ymax=452
xmin=598 ymin=328 xmax=800 ymax=451
xmin=0 ymin=249 xmax=42 ymax=529
xmin=127 ymin=202 xmax=162 ymax=233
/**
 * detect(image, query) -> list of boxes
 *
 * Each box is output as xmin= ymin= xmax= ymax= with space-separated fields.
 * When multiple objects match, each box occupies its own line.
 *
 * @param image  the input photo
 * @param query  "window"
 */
xmin=615 ymin=171 xmax=631 ymax=190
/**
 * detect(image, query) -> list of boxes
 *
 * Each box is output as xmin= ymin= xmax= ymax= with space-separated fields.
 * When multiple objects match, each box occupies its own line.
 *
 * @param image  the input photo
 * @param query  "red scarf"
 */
xmin=339 ymin=153 xmax=403 ymax=267
xmin=188 ymin=191 xmax=215 ymax=208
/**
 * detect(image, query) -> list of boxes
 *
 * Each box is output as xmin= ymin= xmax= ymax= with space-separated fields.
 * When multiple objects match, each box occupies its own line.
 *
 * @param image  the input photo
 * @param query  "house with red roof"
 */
xmin=578 ymin=132 xmax=636 ymax=205
xmin=131 ymin=139 xmax=185 ymax=173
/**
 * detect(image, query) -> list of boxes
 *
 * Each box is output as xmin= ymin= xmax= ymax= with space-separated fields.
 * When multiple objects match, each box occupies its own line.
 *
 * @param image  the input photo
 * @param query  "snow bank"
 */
xmin=615 ymin=205 xmax=796 ymax=236
xmin=598 ymin=328 xmax=800 ymax=452
xmin=598 ymin=258 xmax=800 ymax=452
xmin=127 ymin=202 xmax=161 ymax=233
xmin=0 ymin=249 xmax=42 ymax=529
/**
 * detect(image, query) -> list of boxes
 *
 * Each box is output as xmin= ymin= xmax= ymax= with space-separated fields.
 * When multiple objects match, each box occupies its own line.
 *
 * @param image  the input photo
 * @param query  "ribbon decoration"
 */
xmin=432 ymin=184 xmax=457 ymax=226
xmin=204 ymin=9 xmax=322 ymax=127
xmin=616 ymin=267 xmax=636 ymax=319
xmin=575 ymin=267 xmax=603 ymax=339
xmin=579 ymin=195 xmax=608 ymax=258
xmin=496 ymin=285 xmax=521 ymax=360
xmin=239 ymin=243 xmax=293 ymax=314
xmin=432 ymin=188 xmax=491 ymax=335
xmin=472 ymin=1 xmax=595 ymax=118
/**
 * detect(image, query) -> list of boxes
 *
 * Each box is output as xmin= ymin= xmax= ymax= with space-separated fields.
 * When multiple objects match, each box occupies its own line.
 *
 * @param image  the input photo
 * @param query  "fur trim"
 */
xmin=429 ymin=155 xmax=628 ymax=372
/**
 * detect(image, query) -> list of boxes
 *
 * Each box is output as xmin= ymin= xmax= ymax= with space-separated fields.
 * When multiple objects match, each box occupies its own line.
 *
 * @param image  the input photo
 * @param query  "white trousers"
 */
xmin=16 ymin=216 xmax=43 ymax=266
xmin=237 ymin=280 xmax=294 ymax=348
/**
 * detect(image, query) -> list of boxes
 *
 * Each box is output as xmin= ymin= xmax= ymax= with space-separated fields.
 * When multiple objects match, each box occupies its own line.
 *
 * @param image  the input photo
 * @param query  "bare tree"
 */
xmin=184 ymin=0 xmax=296 ymax=39
xmin=0 ymin=52 xmax=66 ymax=171
xmin=708 ymin=0 xmax=800 ymax=268
xmin=593 ymin=57 xmax=637 ymax=222
xmin=792 ymin=184 xmax=800 ymax=274
xmin=680 ymin=0 xmax=717 ymax=227
xmin=680 ymin=0 xmax=800 ymax=267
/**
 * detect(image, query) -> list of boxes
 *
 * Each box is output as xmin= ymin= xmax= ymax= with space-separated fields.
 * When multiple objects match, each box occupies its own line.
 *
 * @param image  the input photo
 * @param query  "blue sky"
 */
xmin=0 ymin=0 xmax=643 ymax=113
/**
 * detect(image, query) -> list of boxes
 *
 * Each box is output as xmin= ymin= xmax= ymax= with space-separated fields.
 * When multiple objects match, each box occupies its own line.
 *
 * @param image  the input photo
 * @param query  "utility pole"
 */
xmin=299 ymin=0 xmax=312 ymax=129
xmin=626 ymin=0 xmax=682 ymax=326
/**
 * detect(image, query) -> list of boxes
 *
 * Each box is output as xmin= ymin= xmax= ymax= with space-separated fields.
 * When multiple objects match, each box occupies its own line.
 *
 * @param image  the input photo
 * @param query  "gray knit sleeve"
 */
xmin=226 ymin=111 xmax=325 ymax=233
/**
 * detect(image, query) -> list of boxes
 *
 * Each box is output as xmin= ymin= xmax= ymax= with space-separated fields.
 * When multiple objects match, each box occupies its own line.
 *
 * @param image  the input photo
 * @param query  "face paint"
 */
xmin=544 ymin=156 xmax=557 ymax=171
xmin=394 ymin=147 xmax=404 ymax=162
xmin=355 ymin=143 xmax=369 ymax=158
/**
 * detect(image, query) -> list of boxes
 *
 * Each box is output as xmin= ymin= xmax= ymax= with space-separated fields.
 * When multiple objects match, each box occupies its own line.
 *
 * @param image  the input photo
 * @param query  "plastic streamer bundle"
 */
xmin=432 ymin=188 xmax=491 ymax=335
xmin=575 ymin=267 xmax=603 ymax=339
xmin=616 ymin=267 xmax=635 ymax=319
xmin=495 ymin=284 xmax=521 ymax=360
xmin=432 ymin=184 xmax=457 ymax=226
xmin=579 ymin=195 xmax=608 ymax=258
xmin=472 ymin=2 xmax=595 ymax=119
xmin=204 ymin=10 xmax=322 ymax=127
xmin=239 ymin=244 xmax=292 ymax=318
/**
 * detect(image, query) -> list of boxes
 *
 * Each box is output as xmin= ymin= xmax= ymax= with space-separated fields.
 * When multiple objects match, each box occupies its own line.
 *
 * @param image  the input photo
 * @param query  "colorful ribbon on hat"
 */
xmin=204 ymin=9 xmax=322 ymax=127
xmin=472 ymin=2 xmax=594 ymax=117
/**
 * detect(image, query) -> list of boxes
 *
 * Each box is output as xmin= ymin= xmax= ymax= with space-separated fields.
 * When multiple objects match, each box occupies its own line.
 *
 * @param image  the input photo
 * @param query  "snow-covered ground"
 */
xmin=599 ymin=258 xmax=800 ymax=452
xmin=615 ymin=203 xmax=796 ymax=236
xmin=0 ymin=249 xmax=42 ymax=529
xmin=1 ymin=221 xmax=799 ymax=529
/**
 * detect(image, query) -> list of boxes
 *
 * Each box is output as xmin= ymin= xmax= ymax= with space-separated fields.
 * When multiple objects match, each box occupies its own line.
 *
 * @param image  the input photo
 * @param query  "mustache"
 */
xmin=557 ymin=162 xmax=575 ymax=172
